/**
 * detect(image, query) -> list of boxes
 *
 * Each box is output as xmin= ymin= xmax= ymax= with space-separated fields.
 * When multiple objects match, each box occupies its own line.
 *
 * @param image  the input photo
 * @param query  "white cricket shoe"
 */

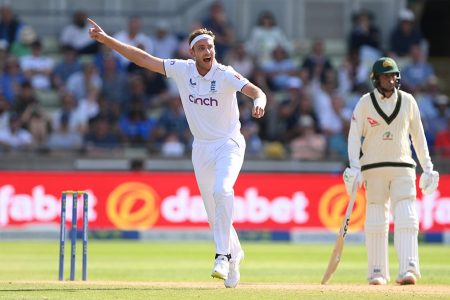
xmin=211 ymin=255 xmax=229 ymax=280
xmin=225 ymin=252 xmax=244 ymax=288
xmin=396 ymin=271 xmax=417 ymax=285
xmin=369 ymin=276 xmax=387 ymax=285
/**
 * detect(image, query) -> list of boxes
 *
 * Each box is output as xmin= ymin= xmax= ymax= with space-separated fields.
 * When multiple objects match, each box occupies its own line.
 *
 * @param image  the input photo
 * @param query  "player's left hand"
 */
xmin=252 ymin=106 xmax=265 ymax=118
xmin=419 ymin=170 xmax=439 ymax=195
xmin=87 ymin=18 xmax=108 ymax=43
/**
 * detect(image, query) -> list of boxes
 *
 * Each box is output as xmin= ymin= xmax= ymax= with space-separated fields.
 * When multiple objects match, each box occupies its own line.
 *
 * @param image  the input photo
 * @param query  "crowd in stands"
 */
xmin=0 ymin=3 xmax=449 ymax=161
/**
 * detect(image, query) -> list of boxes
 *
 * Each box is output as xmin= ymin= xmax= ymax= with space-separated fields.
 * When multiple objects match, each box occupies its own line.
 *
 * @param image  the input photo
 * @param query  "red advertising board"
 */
xmin=0 ymin=171 xmax=449 ymax=232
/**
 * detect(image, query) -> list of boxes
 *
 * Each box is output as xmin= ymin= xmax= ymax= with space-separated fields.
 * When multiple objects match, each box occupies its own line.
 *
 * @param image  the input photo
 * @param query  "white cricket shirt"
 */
xmin=164 ymin=59 xmax=249 ymax=141
xmin=348 ymin=88 xmax=433 ymax=172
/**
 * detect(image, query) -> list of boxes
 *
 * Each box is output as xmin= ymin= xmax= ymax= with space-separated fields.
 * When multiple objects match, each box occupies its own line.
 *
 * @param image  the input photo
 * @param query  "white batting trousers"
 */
xmin=363 ymin=167 xmax=419 ymax=281
xmin=192 ymin=135 xmax=245 ymax=259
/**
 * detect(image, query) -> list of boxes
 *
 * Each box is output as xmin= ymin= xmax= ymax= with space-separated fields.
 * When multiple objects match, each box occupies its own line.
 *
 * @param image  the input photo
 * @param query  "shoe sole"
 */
xmin=396 ymin=277 xmax=416 ymax=285
xmin=211 ymin=271 xmax=227 ymax=280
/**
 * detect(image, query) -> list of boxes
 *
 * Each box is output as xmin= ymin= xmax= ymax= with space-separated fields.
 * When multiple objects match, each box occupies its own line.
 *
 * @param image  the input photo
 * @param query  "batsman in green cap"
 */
xmin=343 ymin=57 xmax=439 ymax=285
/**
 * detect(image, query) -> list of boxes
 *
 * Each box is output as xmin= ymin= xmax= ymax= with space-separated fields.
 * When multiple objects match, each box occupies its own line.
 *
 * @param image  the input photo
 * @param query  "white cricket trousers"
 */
xmin=192 ymin=135 xmax=245 ymax=260
xmin=363 ymin=167 xmax=420 ymax=281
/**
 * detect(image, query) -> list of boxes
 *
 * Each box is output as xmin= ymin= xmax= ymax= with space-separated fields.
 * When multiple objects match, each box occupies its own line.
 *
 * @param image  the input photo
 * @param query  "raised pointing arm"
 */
xmin=87 ymin=18 xmax=165 ymax=75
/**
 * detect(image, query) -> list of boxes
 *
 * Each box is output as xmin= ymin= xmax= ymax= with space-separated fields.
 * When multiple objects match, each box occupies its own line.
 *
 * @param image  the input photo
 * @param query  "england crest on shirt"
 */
xmin=210 ymin=80 xmax=216 ymax=93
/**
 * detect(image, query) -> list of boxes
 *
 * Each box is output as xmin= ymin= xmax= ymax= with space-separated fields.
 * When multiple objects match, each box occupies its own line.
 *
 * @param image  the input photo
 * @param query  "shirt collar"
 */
xmin=374 ymin=88 xmax=398 ymax=102
xmin=191 ymin=60 xmax=219 ymax=81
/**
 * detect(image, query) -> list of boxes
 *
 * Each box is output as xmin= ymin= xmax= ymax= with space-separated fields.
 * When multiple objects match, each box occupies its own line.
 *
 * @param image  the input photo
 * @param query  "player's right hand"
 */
xmin=342 ymin=167 xmax=362 ymax=196
xmin=87 ymin=18 xmax=107 ymax=43
xmin=252 ymin=106 xmax=265 ymax=118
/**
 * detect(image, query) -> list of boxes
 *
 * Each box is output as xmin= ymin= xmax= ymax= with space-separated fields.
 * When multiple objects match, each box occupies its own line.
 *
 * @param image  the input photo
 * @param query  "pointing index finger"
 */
xmin=87 ymin=18 xmax=100 ymax=29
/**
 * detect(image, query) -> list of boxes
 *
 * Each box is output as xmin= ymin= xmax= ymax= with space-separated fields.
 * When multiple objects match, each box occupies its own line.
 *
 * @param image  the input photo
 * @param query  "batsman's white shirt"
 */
xmin=348 ymin=88 xmax=432 ymax=172
xmin=163 ymin=59 xmax=249 ymax=142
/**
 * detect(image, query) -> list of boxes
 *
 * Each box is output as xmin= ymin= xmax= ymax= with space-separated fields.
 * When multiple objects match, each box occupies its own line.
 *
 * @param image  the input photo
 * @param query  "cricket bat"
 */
xmin=321 ymin=180 xmax=358 ymax=284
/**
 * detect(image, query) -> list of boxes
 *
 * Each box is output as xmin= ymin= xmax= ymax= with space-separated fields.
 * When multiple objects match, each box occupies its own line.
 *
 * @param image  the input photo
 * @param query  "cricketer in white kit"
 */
xmin=88 ymin=19 xmax=267 ymax=288
xmin=343 ymin=57 xmax=439 ymax=286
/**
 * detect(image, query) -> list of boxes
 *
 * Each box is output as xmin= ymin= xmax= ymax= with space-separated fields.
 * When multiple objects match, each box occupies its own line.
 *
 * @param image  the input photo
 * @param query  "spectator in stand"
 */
xmin=84 ymin=115 xmax=121 ymax=153
xmin=161 ymin=132 xmax=186 ymax=157
xmin=241 ymin=120 xmax=263 ymax=157
xmin=60 ymin=10 xmax=99 ymax=54
xmin=99 ymin=53 xmax=128 ymax=105
xmin=202 ymin=1 xmax=234 ymax=61
xmin=434 ymin=112 xmax=450 ymax=159
xmin=93 ymin=92 xmax=120 ymax=126
xmin=301 ymin=39 xmax=334 ymax=83
xmin=94 ymin=43 xmax=125 ymax=74
xmin=52 ymin=91 xmax=87 ymax=134
xmin=0 ymin=55 xmax=26 ymax=104
xmin=0 ymin=40 xmax=7 ymax=70
xmin=348 ymin=9 xmax=382 ymax=63
xmin=389 ymin=9 xmax=423 ymax=58
xmin=401 ymin=43 xmax=435 ymax=94
xmin=113 ymin=15 xmax=153 ymax=68
xmin=52 ymin=45 xmax=82 ymax=90
xmin=0 ymin=93 xmax=10 ymax=131
xmin=429 ymin=95 xmax=450 ymax=149
xmin=0 ymin=112 xmax=32 ymax=151
xmin=12 ymin=81 xmax=38 ymax=116
xmin=118 ymin=99 xmax=156 ymax=146
xmin=278 ymin=84 xmax=320 ymax=143
xmin=224 ymin=42 xmax=255 ymax=79
xmin=308 ymin=68 xmax=338 ymax=130
xmin=151 ymin=20 xmax=179 ymax=59
xmin=20 ymin=101 xmax=52 ymax=150
xmin=289 ymin=115 xmax=326 ymax=160
xmin=0 ymin=5 xmax=23 ymax=50
xmin=75 ymin=86 xmax=100 ymax=125
xmin=123 ymin=74 xmax=150 ymax=111
xmin=47 ymin=112 xmax=83 ymax=152
xmin=324 ymin=93 xmax=351 ymax=160
xmin=246 ymin=10 xmax=292 ymax=66
xmin=66 ymin=60 xmax=102 ymax=102
xmin=261 ymin=45 xmax=298 ymax=91
xmin=337 ymin=48 xmax=370 ymax=97
xmin=141 ymin=69 xmax=170 ymax=113
xmin=10 ymin=25 xmax=37 ymax=58
xmin=416 ymin=76 xmax=445 ymax=147
xmin=127 ymin=50 xmax=170 ymax=111
xmin=152 ymin=93 xmax=190 ymax=153
xmin=20 ymin=39 xmax=54 ymax=90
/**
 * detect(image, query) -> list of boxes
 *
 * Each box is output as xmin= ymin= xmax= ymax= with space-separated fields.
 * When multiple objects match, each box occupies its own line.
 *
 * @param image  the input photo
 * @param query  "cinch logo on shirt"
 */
xmin=188 ymin=95 xmax=218 ymax=106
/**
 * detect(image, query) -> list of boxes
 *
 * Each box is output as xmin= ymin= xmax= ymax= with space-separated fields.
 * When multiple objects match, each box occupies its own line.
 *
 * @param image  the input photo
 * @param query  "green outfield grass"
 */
xmin=0 ymin=241 xmax=449 ymax=299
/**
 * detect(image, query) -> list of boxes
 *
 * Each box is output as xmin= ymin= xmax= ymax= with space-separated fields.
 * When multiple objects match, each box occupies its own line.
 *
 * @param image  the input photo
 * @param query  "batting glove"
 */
xmin=419 ymin=170 xmax=439 ymax=195
xmin=343 ymin=167 xmax=362 ymax=196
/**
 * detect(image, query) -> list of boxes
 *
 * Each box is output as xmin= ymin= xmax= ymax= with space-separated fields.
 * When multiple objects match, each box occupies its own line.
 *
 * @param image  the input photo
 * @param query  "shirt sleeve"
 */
xmin=163 ymin=59 xmax=185 ymax=79
xmin=224 ymin=66 xmax=249 ymax=92
xmin=409 ymin=95 xmax=433 ymax=172
xmin=348 ymin=99 xmax=364 ymax=169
